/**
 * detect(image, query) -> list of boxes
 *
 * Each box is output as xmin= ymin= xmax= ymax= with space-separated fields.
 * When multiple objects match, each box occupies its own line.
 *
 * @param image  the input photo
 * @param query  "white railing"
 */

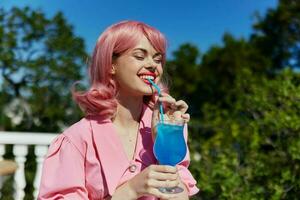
xmin=0 ymin=131 xmax=58 ymax=200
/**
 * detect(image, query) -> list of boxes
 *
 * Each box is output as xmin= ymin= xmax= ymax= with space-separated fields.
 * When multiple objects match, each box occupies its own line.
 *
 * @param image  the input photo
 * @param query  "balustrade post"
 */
xmin=13 ymin=145 xmax=28 ymax=200
xmin=0 ymin=144 xmax=5 ymax=160
xmin=33 ymin=145 xmax=49 ymax=199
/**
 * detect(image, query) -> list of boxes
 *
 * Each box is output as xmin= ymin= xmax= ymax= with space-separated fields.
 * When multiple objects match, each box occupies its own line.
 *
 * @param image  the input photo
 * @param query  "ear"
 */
xmin=111 ymin=64 xmax=116 ymax=75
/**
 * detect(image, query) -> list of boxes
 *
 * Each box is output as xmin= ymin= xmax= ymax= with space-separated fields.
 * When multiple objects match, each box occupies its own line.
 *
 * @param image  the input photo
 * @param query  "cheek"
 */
xmin=157 ymin=65 xmax=163 ymax=75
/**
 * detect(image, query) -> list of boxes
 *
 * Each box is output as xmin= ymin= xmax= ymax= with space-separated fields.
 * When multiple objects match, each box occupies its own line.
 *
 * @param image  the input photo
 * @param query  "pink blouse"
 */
xmin=38 ymin=105 xmax=199 ymax=199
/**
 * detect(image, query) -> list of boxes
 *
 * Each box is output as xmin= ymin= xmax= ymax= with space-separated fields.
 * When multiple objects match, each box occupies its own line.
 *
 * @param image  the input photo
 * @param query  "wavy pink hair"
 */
xmin=72 ymin=20 xmax=168 ymax=119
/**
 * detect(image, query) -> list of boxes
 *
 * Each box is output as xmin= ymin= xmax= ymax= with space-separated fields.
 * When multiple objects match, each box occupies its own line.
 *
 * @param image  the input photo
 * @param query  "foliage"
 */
xmin=168 ymin=1 xmax=300 ymax=199
xmin=0 ymin=6 xmax=87 ymax=200
xmin=198 ymin=33 xmax=270 ymax=109
xmin=194 ymin=69 xmax=300 ymax=199
xmin=165 ymin=44 xmax=202 ymax=117
xmin=0 ymin=6 xmax=87 ymax=132
xmin=251 ymin=0 xmax=300 ymax=69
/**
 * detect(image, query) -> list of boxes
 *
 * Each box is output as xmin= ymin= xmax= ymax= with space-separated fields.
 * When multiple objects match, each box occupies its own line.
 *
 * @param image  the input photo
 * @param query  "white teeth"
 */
xmin=139 ymin=75 xmax=154 ymax=80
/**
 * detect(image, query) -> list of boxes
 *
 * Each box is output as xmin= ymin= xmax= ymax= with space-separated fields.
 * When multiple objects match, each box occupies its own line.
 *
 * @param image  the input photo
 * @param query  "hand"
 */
xmin=151 ymin=93 xmax=190 ymax=139
xmin=126 ymin=165 xmax=182 ymax=199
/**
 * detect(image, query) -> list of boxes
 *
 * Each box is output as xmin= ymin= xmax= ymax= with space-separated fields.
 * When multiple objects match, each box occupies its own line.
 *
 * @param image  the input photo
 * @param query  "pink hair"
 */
xmin=72 ymin=20 xmax=168 ymax=119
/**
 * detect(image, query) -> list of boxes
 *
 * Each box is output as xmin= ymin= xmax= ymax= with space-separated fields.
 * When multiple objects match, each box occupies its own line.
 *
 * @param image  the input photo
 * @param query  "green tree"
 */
xmin=185 ymin=0 xmax=300 ymax=199
xmin=198 ymin=33 xmax=270 ymax=109
xmin=197 ymin=69 xmax=300 ymax=199
xmin=0 ymin=7 xmax=87 ymax=132
xmin=165 ymin=44 xmax=201 ymax=117
xmin=163 ymin=1 xmax=300 ymax=199
xmin=251 ymin=0 xmax=300 ymax=69
xmin=0 ymin=7 xmax=87 ymax=200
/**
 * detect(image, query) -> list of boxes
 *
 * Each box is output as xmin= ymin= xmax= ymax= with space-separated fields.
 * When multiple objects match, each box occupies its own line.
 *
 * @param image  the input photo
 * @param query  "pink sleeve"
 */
xmin=38 ymin=134 xmax=89 ymax=200
xmin=177 ymin=124 xmax=200 ymax=196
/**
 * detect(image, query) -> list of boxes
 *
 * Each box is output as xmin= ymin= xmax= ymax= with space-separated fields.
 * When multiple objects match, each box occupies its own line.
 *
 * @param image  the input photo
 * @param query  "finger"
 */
xmin=151 ymin=99 xmax=161 ymax=140
xmin=149 ymin=165 xmax=177 ymax=173
xmin=157 ymin=93 xmax=179 ymax=113
xmin=173 ymin=110 xmax=182 ymax=120
xmin=157 ymin=93 xmax=174 ymax=100
xmin=147 ymin=188 xmax=179 ymax=199
xmin=152 ymin=93 xmax=164 ymax=120
xmin=152 ymin=94 xmax=160 ymax=103
xmin=159 ymin=92 xmax=172 ymax=97
xmin=163 ymin=114 xmax=172 ymax=121
xmin=148 ymin=171 xmax=179 ymax=181
xmin=152 ymin=104 xmax=160 ymax=121
xmin=158 ymin=96 xmax=176 ymax=105
xmin=181 ymin=113 xmax=190 ymax=122
xmin=174 ymin=100 xmax=189 ymax=113
xmin=146 ymin=179 xmax=180 ymax=188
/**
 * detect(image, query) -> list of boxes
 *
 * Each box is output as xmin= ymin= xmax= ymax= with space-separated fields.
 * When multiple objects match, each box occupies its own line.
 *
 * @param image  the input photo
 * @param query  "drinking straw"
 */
xmin=147 ymin=78 xmax=164 ymax=122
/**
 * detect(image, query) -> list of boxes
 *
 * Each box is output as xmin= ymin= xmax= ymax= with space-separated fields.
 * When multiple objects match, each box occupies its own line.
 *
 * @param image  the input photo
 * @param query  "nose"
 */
xmin=145 ymin=65 xmax=156 ymax=72
xmin=145 ymin=58 xmax=157 ymax=72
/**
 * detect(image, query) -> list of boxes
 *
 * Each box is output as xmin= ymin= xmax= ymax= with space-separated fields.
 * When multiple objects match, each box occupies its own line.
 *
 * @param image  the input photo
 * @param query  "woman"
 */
xmin=38 ymin=20 xmax=199 ymax=200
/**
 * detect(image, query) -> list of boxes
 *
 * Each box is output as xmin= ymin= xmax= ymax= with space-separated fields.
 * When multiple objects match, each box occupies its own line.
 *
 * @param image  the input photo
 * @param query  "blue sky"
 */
xmin=1 ymin=0 xmax=278 ymax=57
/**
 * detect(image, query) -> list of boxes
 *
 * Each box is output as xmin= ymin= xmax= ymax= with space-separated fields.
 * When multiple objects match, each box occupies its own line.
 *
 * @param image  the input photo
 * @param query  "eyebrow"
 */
xmin=132 ymin=48 xmax=162 ymax=57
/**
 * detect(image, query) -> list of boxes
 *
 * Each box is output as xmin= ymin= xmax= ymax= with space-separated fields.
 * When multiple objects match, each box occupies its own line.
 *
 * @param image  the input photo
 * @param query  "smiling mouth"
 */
xmin=138 ymin=74 xmax=156 ymax=85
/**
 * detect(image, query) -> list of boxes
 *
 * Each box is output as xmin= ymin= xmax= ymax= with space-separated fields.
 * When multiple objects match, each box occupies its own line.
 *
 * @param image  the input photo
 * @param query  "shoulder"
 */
xmin=61 ymin=116 xmax=111 ymax=155
xmin=63 ymin=117 xmax=92 ymax=140
xmin=60 ymin=117 xmax=93 ymax=157
xmin=63 ymin=117 xmax=91 ymax=138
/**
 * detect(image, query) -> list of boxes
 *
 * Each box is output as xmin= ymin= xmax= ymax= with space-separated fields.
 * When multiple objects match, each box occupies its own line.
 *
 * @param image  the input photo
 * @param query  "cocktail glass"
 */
xmin=153 ymin=119 xmax=187 ymax=194
xmin=146 ymin=78 xmax=187 ymax=194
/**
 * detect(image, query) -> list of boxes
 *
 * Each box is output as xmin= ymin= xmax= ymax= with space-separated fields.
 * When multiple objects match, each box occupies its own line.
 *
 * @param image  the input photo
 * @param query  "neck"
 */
xmin=113 ymin=94 xmax=144 ymax=128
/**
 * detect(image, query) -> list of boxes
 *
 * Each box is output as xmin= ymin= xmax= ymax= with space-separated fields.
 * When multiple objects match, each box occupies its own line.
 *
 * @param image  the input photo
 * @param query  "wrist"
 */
xmin=111 ymin=181 xmax=138 ymax=200
xmin=124 ymin=180 xmax=139 ymax=200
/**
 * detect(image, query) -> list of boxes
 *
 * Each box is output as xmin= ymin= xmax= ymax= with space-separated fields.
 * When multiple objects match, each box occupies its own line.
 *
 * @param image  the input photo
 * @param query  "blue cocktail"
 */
xmin=153 ymin=120 xmax=187 ymax=194
xmin=154 ymin=121 xmax=187 ymax=166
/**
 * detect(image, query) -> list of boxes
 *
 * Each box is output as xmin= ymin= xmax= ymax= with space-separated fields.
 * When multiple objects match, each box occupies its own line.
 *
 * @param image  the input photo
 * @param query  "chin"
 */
xmin=134 ymin=88 xmax=154 ymax=96
xmin=142 ymin=86 xmax=156 ymax=95
xmin=127 ymin=83 xmax=156 ymax=97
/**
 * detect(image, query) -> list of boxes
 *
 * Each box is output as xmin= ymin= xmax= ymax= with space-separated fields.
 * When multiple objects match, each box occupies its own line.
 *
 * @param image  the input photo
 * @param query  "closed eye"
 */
xmin=154 ymin=58 xmax=162 ymax=64
xmin=134 ymin=55 xmax=144 ymax=60
xmin=153 ymin=54 xmax=163 ymax=64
